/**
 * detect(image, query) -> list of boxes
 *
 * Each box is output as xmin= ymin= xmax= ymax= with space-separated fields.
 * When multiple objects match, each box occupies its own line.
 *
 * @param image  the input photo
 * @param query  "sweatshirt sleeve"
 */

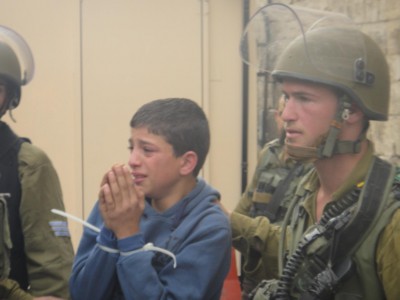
xmin=71 ymin=203 xmax=232 ymax=300
xmin=116 ymin=209 xmax=231 ymax=300
xmin=69 ymin=203 xmax=123 ymax=300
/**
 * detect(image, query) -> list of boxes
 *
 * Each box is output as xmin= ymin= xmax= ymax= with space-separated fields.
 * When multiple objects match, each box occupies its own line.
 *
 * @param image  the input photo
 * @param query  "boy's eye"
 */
xmin=127 ymin=146 xmax=133 ymax=152
xmin=143 ymin=147 xmax=154 ymax=153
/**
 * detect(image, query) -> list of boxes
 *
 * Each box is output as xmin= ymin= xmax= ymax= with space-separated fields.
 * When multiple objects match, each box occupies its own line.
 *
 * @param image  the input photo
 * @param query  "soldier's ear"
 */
xmin=346 ymin=104 xmax=364 ymax=124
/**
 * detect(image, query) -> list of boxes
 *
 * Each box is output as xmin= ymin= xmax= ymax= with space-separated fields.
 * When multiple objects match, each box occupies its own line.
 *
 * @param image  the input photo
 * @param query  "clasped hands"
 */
xmin=99 ymin=164 xmax=145 ymax=239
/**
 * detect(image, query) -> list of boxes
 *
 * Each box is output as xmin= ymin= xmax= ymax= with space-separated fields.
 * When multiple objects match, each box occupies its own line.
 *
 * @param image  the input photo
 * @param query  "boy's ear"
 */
xmin=180 ymin=151 xmax=198 ymax=176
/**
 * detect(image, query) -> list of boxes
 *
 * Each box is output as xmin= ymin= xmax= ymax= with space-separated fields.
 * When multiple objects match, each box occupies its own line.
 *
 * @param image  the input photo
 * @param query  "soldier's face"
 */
xmin=0 ymin=82 xmax=6 ymax=107
xmin=0 ymin=81 xmax=7 ymax=115
xmin=281 ymin=79 xmax=338 ymax=149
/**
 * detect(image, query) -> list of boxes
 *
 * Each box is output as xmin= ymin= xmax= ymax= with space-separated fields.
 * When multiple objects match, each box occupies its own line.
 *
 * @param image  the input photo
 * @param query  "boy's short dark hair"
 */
xmin=130 ymin=98 xmax=210 ymax=176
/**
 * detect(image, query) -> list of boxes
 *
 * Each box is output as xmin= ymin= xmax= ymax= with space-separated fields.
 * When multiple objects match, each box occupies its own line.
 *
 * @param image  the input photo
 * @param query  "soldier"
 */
xmin=0 ymin=26 xmax=73 ymax=298
xmin=235 ymin=4 xmax=400 ymax=300
xmin=230 ymin=95 xmax=312 ymax=299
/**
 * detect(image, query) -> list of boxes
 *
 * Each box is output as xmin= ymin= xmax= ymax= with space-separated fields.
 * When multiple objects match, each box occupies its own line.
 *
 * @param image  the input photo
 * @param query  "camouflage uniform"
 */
xmin=0 ymin=278 xmax=33 ymax=300
xmin=0 ymin=25 xmax=73 ymax=299
xmin=0 ymin=122 xmax=74 ymax=298
xmin=231 ymin=139 xmax=311 ymax=299
xmin=15 ymin=140 xmax=74 ymax=297
xmin=251 ymin=143 xmax=400 ymax=300
xmin=0 ymin=188 xmax=31 ymax=300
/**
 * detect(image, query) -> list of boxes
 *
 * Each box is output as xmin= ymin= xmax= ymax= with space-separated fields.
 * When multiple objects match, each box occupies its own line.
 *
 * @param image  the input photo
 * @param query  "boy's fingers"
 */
xmin=111 ymin=165 xmax=132 ymax=204
xmin=107 ymin=169 xmax=123 ymax=206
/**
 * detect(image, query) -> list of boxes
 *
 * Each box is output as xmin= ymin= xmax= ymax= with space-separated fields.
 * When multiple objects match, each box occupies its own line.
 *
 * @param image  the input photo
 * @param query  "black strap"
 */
xmin=301 ymin=157 xmax=394 ymax=299
xmin=253 ymin=157 xmax=395 ymax=300
xmin=0 ymin=122 xmax=20 ymax=159
xmin=332 ymin=156 xmax=392 ymax=262
xmin=0 ymin=122 xmax=31 ymax=289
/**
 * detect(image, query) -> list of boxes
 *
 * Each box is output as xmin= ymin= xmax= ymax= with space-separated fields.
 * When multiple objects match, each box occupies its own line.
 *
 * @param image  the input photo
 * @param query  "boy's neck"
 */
xmin=151 ymin=178 xmax=197 ymax=212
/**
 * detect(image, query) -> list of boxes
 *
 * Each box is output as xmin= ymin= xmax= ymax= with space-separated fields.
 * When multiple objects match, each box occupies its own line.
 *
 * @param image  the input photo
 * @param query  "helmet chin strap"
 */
xmin=0 ymin=98 xmax=17 ymax=122
xmin=285 ymin=143 xmax=318 ymax=163
xmin=7 ymin=109 xmax=16 ymax=122
xmin=0 ymin=101 xmax=7 ymax=119
xmin=285 ymin=95 xmax=365 ymax=163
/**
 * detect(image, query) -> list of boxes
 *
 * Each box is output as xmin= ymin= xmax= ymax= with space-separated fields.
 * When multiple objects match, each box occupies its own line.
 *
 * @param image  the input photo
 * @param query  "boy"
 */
xmin=70 ymin=98 xmax=231 ymax=299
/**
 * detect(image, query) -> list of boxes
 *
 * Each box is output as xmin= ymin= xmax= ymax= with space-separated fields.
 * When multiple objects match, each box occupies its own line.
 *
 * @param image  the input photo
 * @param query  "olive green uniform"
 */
xmin=0 ymin=278 xmax=33 ymax=300
xmin=233 ymin=141 xmax=400 ymax=299
xmin=0 ymin=25 xmax=73 ymax=299
xmin=16 ymin=142 xmax=74 ymax=298
xmin=232 ymin=139 xmax=311 ymax=297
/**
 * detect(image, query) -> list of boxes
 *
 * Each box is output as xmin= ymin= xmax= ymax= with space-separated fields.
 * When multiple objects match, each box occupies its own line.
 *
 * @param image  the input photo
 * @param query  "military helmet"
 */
xmin=240 ymin=4 xmax=390 ymax=121
xmin=0 ymin=25 xmax=34 ymax=110
xmin=272 ymin=27 xmax=390 ymax=121
xmin=0 ymin=42 xmax=21 ymax=85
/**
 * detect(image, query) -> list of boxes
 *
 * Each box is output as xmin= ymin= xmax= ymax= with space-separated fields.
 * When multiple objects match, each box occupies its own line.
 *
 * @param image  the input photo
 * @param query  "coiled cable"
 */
xmin=273 ymin=184 xmax=363 ymax=299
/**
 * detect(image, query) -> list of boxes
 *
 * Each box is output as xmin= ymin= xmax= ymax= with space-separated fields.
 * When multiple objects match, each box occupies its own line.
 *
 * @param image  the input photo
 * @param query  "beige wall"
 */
xmin=0 ymin=0 xmax=248 ymax=249
xmin=0 ymin=0 xmax=83 ymax=248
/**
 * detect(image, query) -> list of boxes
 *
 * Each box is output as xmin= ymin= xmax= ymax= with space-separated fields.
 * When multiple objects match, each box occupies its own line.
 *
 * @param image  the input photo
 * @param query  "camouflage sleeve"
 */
xmin=231 ymin=140 xmax=288 ymax=284
xmin=376 ymin=208 xmax=400 ymax=300
xmin=233 ymin=140 xmax=282 ymax=216
xmin=231 ymin=211 xmax=280 ymax=256
xmin=18 ymin=143 xmax=74 ymax=298
xmin=233 ymin=176 xmax=257 ymax=216
xmin=0 ymin=278 xmax=33 ymax=300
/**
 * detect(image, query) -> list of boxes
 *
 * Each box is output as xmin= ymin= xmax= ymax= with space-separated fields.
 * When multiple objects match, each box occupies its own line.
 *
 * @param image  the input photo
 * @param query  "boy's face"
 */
xmin=281 ymin=79 xmax=338 ymax=149
xmin=128 ymin=127 xmax=184 ymax=201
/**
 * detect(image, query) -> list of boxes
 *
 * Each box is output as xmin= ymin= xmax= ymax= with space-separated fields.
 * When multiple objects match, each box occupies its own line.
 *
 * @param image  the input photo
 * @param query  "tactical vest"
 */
xmin=242 ymin=139 xmax=312 ymax=295
xmin=0 ymin=121 xmax=30 ymax=290
xmin=282 ymin=157 xmax=400 ymax=300
xmin=0 ymin=194 xmax=12 ymax=280
xmin=249 ymin=139 xmax=311 ymax=223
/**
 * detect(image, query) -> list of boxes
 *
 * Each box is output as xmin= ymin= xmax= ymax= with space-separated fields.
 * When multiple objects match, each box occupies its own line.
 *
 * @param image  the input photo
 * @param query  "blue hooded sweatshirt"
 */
xmin=70 ymin=178 xmax=231 ymax=299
